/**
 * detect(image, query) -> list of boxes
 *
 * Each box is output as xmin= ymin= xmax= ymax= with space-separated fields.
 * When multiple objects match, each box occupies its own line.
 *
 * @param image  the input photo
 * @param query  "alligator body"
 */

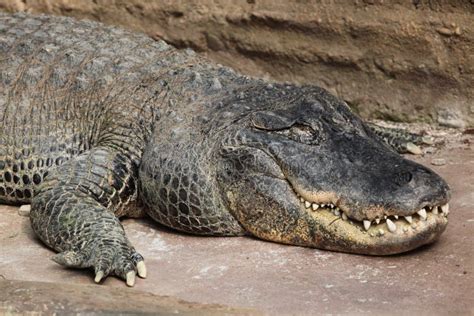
xmin=0 ymin=13 xmax=451 ymax=286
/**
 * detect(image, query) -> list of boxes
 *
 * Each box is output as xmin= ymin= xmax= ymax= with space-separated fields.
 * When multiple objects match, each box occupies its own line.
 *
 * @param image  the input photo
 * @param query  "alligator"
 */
xmin=0 ymin=13 xmax=451 ymax=286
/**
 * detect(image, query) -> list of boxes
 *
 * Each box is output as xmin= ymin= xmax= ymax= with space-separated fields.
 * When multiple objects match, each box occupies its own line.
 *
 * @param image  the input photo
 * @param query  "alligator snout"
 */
xmin=407 ymin=165 xmax=451 ymax=205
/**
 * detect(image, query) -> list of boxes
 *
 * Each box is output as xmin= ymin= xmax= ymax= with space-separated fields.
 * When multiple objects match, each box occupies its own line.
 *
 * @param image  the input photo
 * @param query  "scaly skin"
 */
xmin=0 ymin=13 xmax=451 ymax=286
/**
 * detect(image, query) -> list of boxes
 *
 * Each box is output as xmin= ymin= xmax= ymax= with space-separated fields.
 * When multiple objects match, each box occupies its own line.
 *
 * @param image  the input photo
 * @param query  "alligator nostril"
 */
xmin=395 ymin=171 xmax=413 ymax=185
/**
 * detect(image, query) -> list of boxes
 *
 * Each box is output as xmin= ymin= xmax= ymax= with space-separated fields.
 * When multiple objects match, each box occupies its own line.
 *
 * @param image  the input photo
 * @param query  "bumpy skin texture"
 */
xmin=0 ymin=13 xmax=451 ymax=285
xmin=0 ymin=13 xmax=246 ymax=283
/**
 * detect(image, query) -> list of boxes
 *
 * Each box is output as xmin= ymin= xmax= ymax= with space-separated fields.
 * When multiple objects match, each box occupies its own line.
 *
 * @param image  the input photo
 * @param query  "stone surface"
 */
xmin=0 ymin=124 xmax=473 ymax=314
xmin=0 ymin=280 xmax=256 ymax=315
xmin=1 ymin=1 xmax=473 ymax=127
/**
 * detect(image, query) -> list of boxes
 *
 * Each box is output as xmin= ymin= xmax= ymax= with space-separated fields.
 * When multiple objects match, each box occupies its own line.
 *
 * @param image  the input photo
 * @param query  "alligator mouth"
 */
xmin=296 ymin=192 xmax=449 ymax=236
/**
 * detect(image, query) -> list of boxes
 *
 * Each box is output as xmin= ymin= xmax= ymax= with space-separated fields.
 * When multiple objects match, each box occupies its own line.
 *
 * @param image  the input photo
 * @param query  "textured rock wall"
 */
xmin=1 ymin=0 xmax=473 ymax=127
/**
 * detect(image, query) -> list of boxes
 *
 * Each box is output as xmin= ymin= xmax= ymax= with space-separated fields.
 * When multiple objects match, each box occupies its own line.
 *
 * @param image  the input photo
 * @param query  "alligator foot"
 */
xmin=366 ymin=122 xmax=434 ymax=154
xmin=29 ymin=148 xmax=147 ymax=286
xmin=52 ymin=244 xmax=146 ymax=286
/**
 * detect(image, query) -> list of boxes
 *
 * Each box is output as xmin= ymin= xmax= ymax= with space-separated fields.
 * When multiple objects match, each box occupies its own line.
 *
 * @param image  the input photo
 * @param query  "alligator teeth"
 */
xmin=417 ymin=209 xmax=427 ymax=220
xmin=298 ymin=194 xmax=449 ymax=232
xmin=363 ymin=220 xmax=371 ymax=231
xmin=441 ymin=204 xmax=449 ymax=216
xmin=386 ymin=218 xmax=397 ymax=233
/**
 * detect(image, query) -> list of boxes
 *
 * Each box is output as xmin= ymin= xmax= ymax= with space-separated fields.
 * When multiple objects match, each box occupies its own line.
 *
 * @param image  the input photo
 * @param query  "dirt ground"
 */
xmin=1 ymin=1 xmax=473 ymax=127
xmin=1 ymin=124 xmax=472 ymax=315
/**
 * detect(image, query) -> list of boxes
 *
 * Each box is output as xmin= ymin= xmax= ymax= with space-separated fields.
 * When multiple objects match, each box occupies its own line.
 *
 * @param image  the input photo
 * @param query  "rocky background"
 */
xmin=1 ymin=0 xmax=473 ymax=127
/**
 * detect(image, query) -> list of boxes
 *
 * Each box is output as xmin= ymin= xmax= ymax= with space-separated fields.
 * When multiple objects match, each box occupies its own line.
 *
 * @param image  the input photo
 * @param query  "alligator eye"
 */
xmin=250 ymin=111 xmax=295 ymax=130
xmin=288 ymin=124 xmax=315 ymax=143
xmin=275 ymin=123 xmax=318 ymax=145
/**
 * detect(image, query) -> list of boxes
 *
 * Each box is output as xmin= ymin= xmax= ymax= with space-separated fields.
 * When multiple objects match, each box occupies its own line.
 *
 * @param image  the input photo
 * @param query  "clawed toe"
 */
xmin=126 ymin=270 xmax=136 ymax=287
xmin=406 ymin=142 xmax=422 ymax=155
xmin=137 ymin=261 xmax=147 ymax=278
xmin=52 ymin=246 xmax=145 ymax=286
xmin=94 ymin=271 xmax=104 ymax=283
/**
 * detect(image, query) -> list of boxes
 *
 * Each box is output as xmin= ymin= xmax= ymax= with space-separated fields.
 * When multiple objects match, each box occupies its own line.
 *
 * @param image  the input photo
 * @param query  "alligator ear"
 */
xmin=251 ymin=111 xmax=296 ymax=130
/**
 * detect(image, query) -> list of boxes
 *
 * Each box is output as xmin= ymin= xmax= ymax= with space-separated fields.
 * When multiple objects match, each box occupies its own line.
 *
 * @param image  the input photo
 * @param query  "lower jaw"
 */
xmin=306 ymin=208 xmax=449 ymax=255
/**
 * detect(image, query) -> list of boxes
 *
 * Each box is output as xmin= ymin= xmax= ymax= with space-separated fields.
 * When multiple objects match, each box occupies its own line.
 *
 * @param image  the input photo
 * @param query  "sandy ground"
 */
xmin=0 ymin=124 xmax=473 ymax=315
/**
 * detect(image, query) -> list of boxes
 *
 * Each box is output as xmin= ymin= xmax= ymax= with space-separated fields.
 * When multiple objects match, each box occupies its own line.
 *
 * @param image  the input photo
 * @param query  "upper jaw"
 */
xmin=294 ymin=188 xmax=449 ymax=236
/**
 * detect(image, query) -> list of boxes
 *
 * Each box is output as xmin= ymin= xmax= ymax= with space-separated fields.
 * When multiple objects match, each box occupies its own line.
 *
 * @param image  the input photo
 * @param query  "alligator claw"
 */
xmin=126 ymin=271 xmax=136 ymax=287
xmin=94 ymin=271 xmax=104 ymax=283
xmin=137 ymin=261 xmax=147 ymax=278
xmin=406 ymin=143 xmax=422 ymax=155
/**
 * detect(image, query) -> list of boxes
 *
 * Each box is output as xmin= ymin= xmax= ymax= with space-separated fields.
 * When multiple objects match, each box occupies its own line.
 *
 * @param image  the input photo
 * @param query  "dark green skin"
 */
xmin=0 ymin=13 xmax=450 ymax=285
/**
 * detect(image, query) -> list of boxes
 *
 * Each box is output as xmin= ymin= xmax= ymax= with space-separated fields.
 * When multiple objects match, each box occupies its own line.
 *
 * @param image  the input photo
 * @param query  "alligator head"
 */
xmin=215 ymin=84 xmax=451 ymax=255
xmin=140 ymin=83 xmax=450 ymax=255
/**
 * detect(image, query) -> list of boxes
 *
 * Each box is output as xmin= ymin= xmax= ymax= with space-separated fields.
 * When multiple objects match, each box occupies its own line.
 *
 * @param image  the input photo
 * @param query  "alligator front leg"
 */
xmin=30 ymin=147 xmax=146 ymax=286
